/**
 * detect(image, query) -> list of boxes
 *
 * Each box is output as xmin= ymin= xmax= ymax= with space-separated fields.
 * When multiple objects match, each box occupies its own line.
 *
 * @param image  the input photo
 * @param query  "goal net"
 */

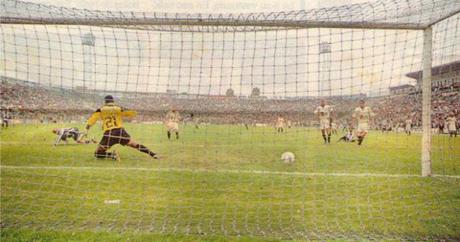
xmin=1 ymin=0 xmax=459 ymax=240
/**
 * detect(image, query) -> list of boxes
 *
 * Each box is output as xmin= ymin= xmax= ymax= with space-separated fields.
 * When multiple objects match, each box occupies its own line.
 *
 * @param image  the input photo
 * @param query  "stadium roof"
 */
xmin=388 ymin=84 xmax=415 ymax=91
xmin=1 ymin=0 xmax=460 ymax=31
xmin=406 ymin=60 xmax=460 ymax=80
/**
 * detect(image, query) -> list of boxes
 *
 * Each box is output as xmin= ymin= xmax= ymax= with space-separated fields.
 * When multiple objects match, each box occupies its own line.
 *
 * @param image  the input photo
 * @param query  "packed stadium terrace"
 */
xmin=1 ymin=76 xmax=459 ymax=129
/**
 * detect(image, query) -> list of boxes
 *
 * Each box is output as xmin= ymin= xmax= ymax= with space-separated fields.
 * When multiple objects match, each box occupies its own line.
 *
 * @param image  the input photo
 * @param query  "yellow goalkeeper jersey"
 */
xmin=86 ymin=103 xmax=136 ymax=131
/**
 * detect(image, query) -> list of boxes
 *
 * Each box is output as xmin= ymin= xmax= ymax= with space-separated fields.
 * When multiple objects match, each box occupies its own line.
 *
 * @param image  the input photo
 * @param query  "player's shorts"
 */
xmin=357 ymin=123 xmax=369 ymax=133
xmin=405 ymin=126 xmax=411 ymax=131
xmin=66 ymin=131 xmax=80 ymax=141
xmin=67 ymin=128 xmax=81 ymax=141
xmin=166 ymin=122 xmax=179 ymax=132
xmin=319 ymin=119 xmax=330 ymax=129
xmin=99 ymin=128 xmax=131 ymax=148
xmin=448 ymin=125 xmax=457 ymax=132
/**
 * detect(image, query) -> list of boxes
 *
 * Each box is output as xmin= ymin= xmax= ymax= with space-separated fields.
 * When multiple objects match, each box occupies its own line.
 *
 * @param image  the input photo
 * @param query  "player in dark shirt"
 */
xmin=1 ymin=109 xmax=11 ymax=129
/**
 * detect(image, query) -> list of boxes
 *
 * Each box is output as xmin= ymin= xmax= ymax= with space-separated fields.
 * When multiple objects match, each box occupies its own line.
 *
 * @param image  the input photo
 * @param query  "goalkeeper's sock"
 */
xmin=133 ymin=144 xmax=157 ymax=157
xmin=95 ymin=151 xmax=116 ymax=159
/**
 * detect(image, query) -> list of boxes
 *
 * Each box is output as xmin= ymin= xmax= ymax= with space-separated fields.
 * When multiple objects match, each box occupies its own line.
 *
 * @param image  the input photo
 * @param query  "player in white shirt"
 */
xmin=446 ymin=112 xmax=457 ymax=138
xmin=276 ymin=116 xmax=286 ymax=133
xmin=165 ymin=108 xmax=181 ymax=140
xmin=314 ymin=99 xmax=333 ymax=144
xmin=190 ymin=113 xmax=199 ymax=130
xmin=405 ymin=118 xmax=413 ymax=136
xmin=331 ymin=121 xmax=338 ymax=135
xmin=52 ymin=127 xmax=96 ymax=145
xmin=352 ymin=99 xmax=375 ymax=145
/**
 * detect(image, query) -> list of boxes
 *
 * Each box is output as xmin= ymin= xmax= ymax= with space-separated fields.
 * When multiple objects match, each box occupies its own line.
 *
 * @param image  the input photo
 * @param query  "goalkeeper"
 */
xmin=86 ymin=95 xmax=159 ymax=160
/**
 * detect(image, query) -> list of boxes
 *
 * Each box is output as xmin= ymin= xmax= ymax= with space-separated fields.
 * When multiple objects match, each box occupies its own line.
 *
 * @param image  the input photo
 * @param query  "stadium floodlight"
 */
xmin=81 ymin=33 xmax=95 ymax=89
xmin=319 ymin=41 xmax=331 ymax=97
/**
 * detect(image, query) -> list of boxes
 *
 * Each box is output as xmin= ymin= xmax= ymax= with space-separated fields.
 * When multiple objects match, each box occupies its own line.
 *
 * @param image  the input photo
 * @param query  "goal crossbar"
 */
xmin=2 ymin=0 xmax=460 ymax=31
xmin=1 ymin=17 xmax=428 ymax=30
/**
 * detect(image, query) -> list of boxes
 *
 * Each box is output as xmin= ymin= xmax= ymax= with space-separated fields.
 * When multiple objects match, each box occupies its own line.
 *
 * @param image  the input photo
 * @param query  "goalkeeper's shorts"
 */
xmin=99 ymin=128 xmax=131 ymax=148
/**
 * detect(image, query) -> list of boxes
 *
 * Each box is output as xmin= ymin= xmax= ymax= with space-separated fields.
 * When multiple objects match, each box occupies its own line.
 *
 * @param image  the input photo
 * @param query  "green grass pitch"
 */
xmin=1 ymin=123 xmax=459 ymax=241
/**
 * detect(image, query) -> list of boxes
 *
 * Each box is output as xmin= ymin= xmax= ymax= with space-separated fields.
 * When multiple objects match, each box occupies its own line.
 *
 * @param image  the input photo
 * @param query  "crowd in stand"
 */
xmin=0 ymin=81 xmax=96 ymax=110
xmin=371 ymin=91 xmax=459 ymax=132
xmin=1 ymin=79 xmax=459 ymax=132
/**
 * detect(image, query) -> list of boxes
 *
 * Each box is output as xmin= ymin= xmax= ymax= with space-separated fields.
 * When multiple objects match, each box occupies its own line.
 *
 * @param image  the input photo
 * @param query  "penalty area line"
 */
xmin=1 ymin=165 xmax=459 ymax=179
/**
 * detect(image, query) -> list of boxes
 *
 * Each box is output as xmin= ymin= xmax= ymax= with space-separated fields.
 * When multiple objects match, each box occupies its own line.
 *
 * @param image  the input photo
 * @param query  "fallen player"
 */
xmin=53 ymin=127 xmax=96 ymax=145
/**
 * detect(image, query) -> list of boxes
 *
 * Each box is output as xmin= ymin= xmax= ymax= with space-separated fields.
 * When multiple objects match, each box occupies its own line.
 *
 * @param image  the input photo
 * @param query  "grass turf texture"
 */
xmin=1 ymin=123 xmax=459 ymax=241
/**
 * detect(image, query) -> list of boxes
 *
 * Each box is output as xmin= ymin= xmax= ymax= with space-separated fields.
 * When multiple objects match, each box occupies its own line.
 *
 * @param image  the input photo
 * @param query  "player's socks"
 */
xmin=133 ymin=144 xmax=157 ymax=157
xmin=167 ymin=131 xmax=171 ymax=140
xmin=327 ymin=134 xmax=331 ymax=143
xmin=176 ymin=132 xmax=179 ymax=139
xmin=322 ymin=134 xmax=327 ymax=143
xmin=357 ymin=137 xmax=363 ymax=145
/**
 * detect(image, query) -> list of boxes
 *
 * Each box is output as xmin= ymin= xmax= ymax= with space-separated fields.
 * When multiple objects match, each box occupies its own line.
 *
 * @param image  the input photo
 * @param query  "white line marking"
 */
xmin=1 ymin=165 xmax=459 ymax=179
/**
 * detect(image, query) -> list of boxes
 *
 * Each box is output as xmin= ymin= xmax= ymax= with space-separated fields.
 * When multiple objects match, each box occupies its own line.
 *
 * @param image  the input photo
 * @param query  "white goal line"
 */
xmin=1 ymin=165 xmax=459 ymax=179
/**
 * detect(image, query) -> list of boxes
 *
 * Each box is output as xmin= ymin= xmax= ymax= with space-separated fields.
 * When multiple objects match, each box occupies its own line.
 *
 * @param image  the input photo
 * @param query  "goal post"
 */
xmin=421 ymin=27 xmax=432 ymax=177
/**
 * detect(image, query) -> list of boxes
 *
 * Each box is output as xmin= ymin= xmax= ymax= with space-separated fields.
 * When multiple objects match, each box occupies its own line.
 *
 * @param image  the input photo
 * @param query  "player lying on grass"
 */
xmin=53 ymin=127 xmax=96 ymax=145
xmin=337 ymin=124 xmax=355 ymax=142
xmin=352 ymin=99 xmax=375 ymax=145
xmin=86 ymin=95 xmax=159 ymax=160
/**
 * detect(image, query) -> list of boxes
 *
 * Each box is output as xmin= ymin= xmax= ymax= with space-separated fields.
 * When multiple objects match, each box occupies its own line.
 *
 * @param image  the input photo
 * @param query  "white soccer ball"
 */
xmin=281 ymin=152 xmax=295 ymax=163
